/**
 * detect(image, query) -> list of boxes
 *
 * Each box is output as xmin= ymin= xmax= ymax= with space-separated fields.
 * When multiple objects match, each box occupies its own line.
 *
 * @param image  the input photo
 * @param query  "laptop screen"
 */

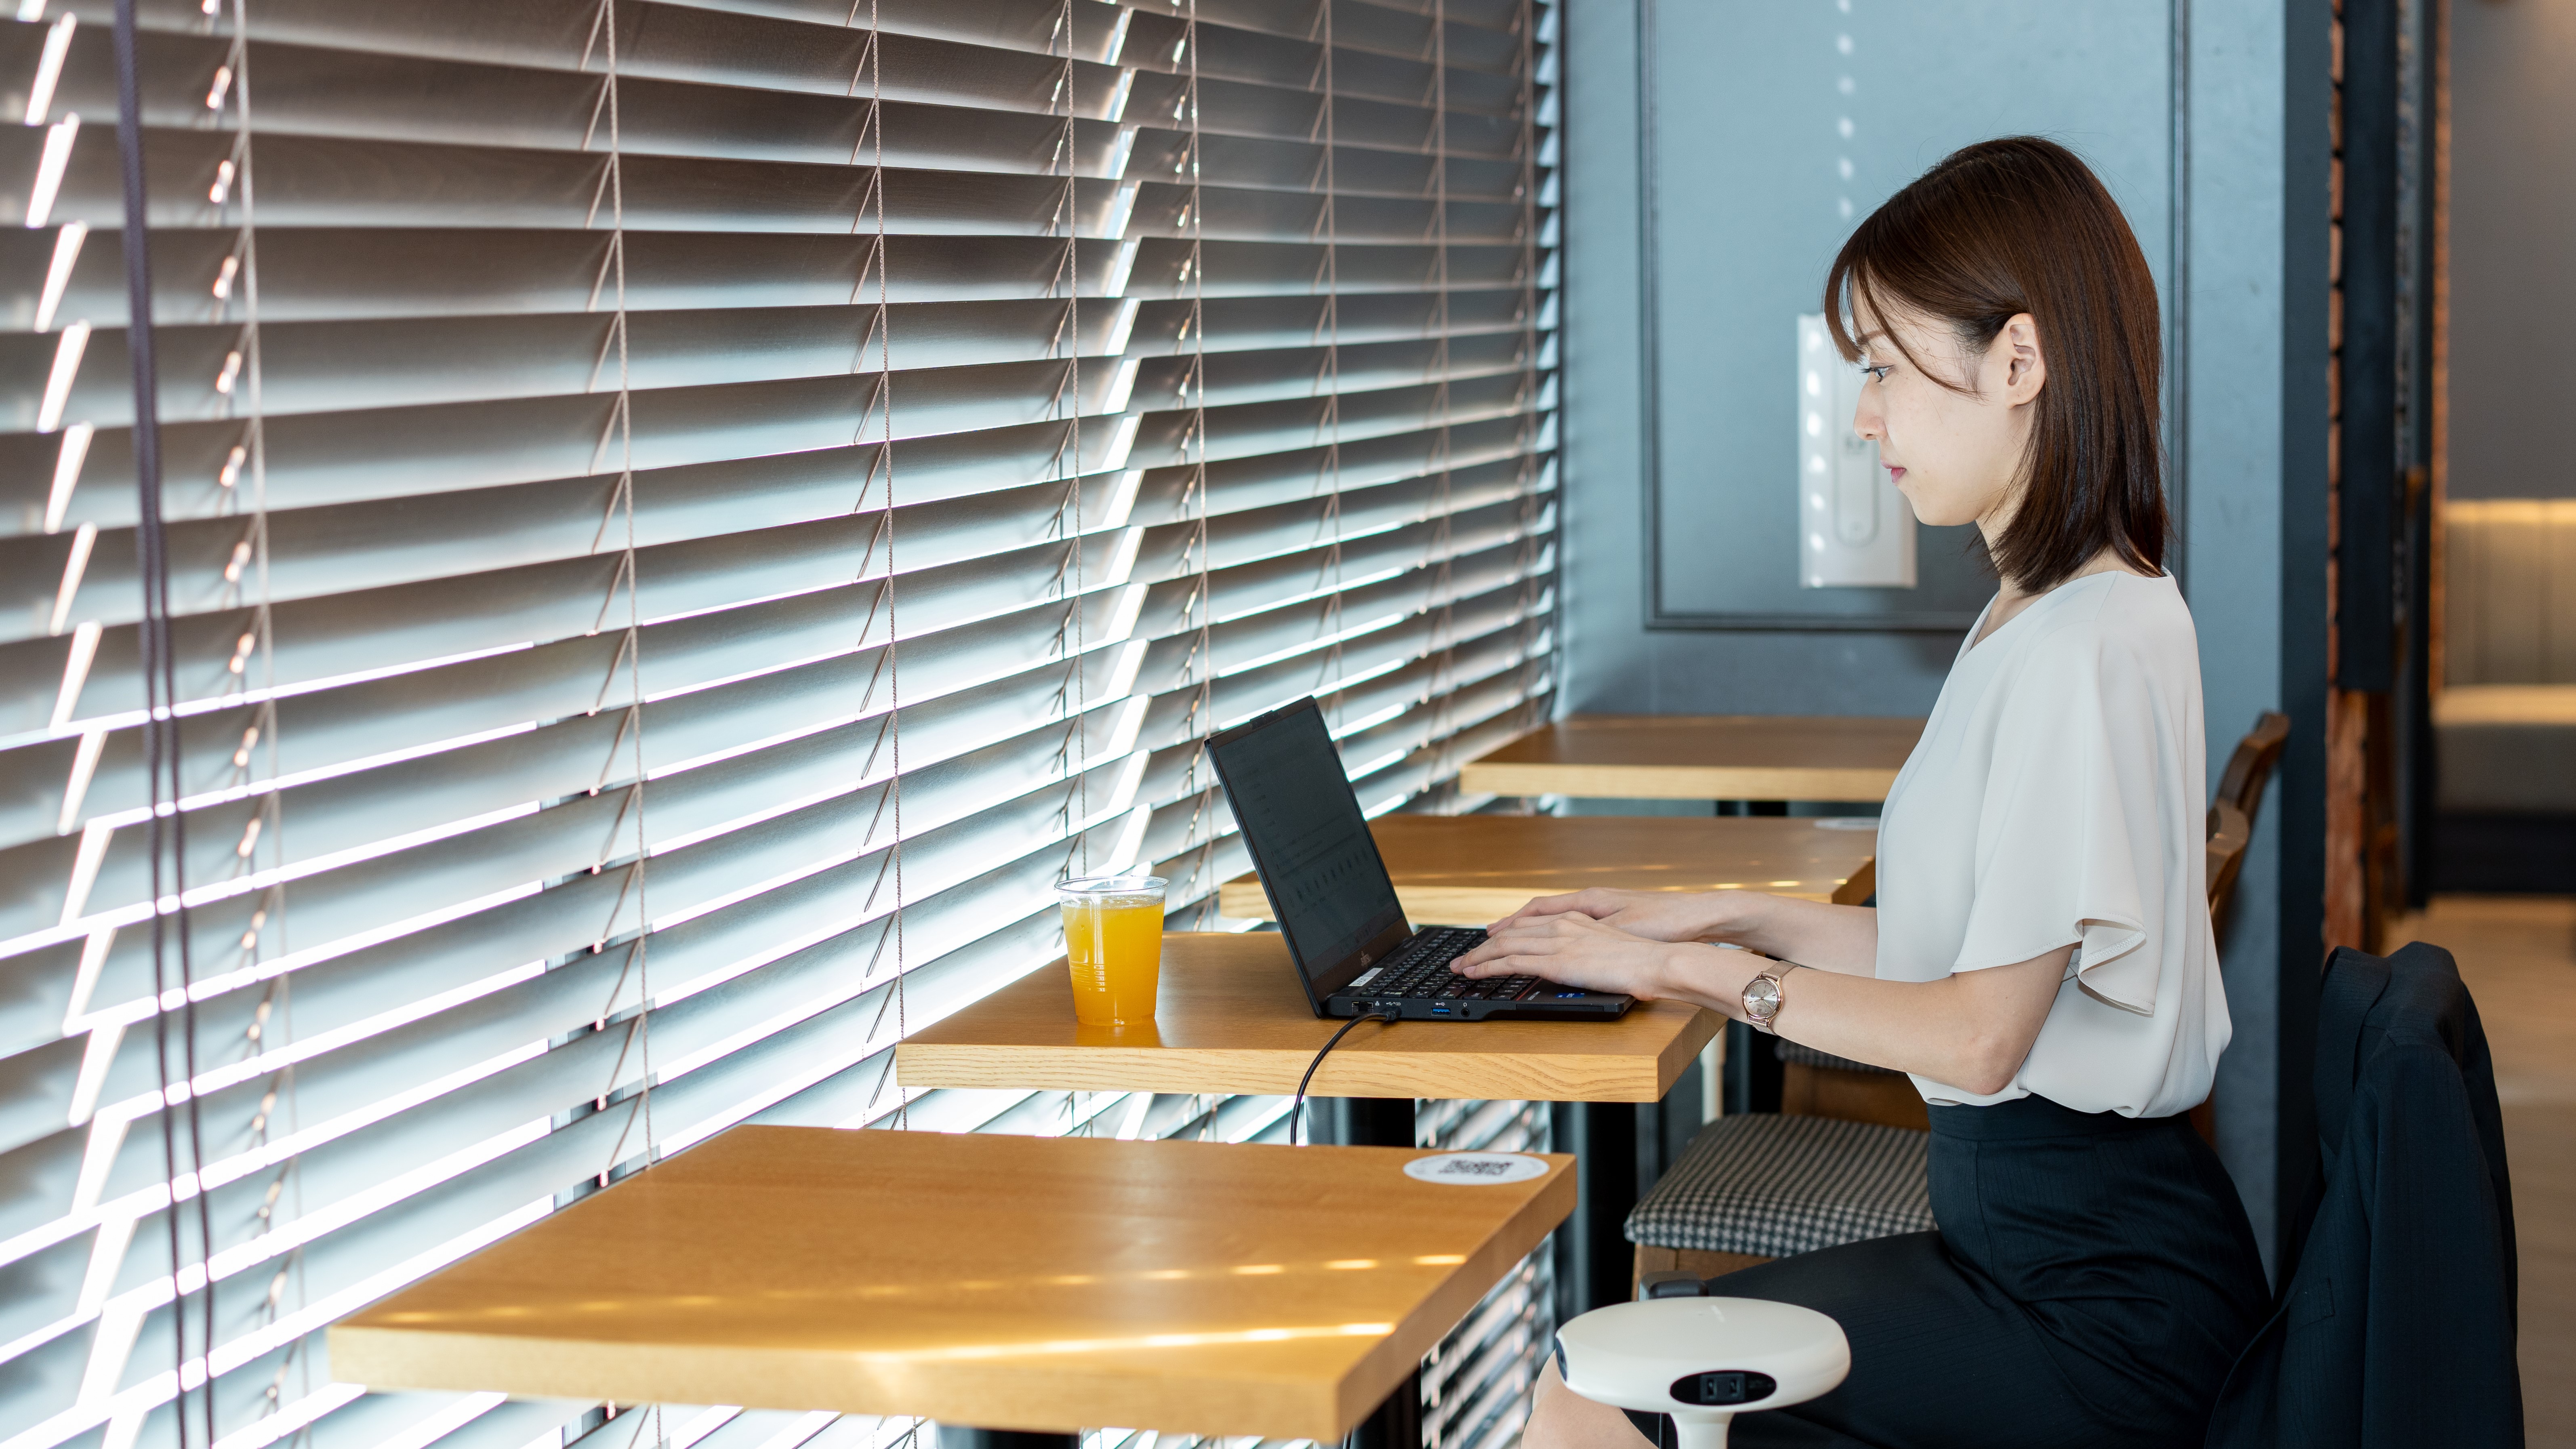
xmin=1205 ymin=699 xmax=1410 ymax=997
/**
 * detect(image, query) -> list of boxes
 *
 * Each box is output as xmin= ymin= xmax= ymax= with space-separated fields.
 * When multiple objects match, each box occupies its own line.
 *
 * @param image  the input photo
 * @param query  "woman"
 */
xmin=1463 ymin=137 xmax=2269 ymax=1449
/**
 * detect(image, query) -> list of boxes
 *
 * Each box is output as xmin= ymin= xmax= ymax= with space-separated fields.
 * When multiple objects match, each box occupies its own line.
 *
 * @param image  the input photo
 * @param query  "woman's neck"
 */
xmin=1972 ymin=548 xmax=2155 ymax=647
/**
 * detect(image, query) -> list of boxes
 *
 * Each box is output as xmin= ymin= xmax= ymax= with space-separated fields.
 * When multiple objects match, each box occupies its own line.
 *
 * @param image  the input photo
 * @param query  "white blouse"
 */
xmin=1873 ymin=571 xmax=2228 ymax=1118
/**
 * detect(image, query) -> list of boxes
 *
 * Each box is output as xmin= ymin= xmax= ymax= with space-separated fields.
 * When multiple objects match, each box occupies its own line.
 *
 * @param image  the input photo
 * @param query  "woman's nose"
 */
xmin=1851 ymin=391 xmax=1882 ymax=443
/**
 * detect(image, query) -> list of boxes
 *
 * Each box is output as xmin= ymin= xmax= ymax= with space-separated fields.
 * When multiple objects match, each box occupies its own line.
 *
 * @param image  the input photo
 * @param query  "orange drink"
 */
xmin=1056 ymin=874 xmax=1167 ymax=1026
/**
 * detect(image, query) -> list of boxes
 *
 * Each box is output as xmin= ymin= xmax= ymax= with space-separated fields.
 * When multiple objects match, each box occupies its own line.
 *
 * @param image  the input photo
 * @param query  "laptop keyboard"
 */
xmin=1361 ymin=927 xmax=1552 ymax=1002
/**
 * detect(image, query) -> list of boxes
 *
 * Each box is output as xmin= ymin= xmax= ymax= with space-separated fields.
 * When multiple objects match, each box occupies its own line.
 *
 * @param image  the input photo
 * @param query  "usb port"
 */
xmin=1431 ymin=1005 xmax=1452 ymax=1015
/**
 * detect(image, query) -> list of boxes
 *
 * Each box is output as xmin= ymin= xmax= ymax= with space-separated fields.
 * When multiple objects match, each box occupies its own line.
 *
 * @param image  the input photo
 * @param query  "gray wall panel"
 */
xmin=2187 ymin=0 xmax=2294 ymax=1277
xmin=1643 ymin=0 xmax=2174 ymax=631
xmin=1559 ymin=0 xmax=1960 ymax=717
xmin=2450 ymin=0 xmax=2576 ymax=500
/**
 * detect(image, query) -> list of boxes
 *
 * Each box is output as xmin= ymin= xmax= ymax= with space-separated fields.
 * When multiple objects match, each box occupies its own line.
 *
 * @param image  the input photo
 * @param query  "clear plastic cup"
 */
xmin=1056 ymin=874 xmax=1167 ymax=1025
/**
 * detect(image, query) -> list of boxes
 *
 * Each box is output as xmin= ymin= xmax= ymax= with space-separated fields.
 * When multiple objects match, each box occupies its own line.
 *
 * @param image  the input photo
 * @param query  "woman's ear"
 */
xmin=2000 ymin=313 xmax=2046 ymax=405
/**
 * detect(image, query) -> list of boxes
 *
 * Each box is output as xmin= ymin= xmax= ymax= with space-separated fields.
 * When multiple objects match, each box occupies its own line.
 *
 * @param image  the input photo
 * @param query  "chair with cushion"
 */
xmin=1630 ymin=720 xmax=2282 ymax=1287
xmin=1628 ymin=1113 xmax=1934 ymax=1282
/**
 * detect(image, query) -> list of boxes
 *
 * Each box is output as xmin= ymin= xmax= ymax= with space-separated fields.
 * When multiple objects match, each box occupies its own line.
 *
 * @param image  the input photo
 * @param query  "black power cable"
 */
xmin=1288 ymin=1009 xmax=1394 ymax=1146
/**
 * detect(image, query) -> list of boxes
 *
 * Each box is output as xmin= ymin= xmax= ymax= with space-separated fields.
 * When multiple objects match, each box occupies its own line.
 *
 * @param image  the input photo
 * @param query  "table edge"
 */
xmin=328 ymin=1146 xmax=1579 ymax=1438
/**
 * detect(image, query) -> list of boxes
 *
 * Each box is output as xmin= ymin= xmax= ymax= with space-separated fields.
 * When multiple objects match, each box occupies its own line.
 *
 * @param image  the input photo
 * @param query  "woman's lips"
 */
xmin=1883 ymin=464 xmax=1907 ymax=484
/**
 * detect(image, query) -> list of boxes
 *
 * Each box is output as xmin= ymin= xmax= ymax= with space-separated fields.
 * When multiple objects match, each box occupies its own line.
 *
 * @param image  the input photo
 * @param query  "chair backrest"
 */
xmin=2206 ymin=800 xmax=2251 ymax=921
xmin=2215 ymin=711 xmax=2290 ymax=826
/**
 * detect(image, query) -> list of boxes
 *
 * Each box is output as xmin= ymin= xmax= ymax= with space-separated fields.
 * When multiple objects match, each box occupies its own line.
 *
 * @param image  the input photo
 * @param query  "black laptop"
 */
xmin=1204 ymin=698 xmax=1634 ymax=1022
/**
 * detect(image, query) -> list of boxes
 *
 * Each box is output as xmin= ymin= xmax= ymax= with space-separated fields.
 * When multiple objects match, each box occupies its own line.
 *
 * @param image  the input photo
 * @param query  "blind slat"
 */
xmin=0 ymin=227 xmax=1142 ymax=337
xmin=21 ymin=29 xmax=1140 ymax=176
xmin=2 ymin=300 xmax=1137 ymax=431
xmin=2 ymin=461 xmax=1123 ymax=645
xmin=75 ymin=0 xmax=1136 ymax=116
xmin=11 ymin=130 xmax=1150 ymax=235
xmin=1141 ymin=0 xmax=1526 ymax=61
xmin=3 ymin=664 xmax=1153 ymax=948
xmin=0 ymin=1230 xmax=91 ymax=1347
xmin=0 ymin=579 xmax=1149 ymax=858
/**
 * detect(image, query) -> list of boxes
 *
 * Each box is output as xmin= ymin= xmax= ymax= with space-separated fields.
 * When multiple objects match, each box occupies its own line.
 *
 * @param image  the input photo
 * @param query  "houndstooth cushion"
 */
xmin=1775 ymin=1037 xmax=1900 ymax=1077
xmin=1626 ymin=1114 xmax=1932 ymax=1260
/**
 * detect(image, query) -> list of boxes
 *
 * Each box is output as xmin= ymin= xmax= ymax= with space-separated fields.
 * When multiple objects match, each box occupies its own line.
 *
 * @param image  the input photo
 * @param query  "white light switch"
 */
xmin=1797 ymin=313 xmax=1916 ymax=589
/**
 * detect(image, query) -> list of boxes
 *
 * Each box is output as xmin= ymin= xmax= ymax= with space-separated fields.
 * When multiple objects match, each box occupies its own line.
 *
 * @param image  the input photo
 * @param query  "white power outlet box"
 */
xmin=1797 ymin=313 xmax=1916 ymax=589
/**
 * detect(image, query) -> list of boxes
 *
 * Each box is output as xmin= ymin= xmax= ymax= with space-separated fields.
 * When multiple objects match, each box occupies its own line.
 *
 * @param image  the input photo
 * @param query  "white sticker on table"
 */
xmin=1403 ymin=1152 xmax=1549 ymax=1185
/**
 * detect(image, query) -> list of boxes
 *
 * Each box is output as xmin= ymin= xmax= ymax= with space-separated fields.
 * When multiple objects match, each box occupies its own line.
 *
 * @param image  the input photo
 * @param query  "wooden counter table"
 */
xmin=332 ymin=1126 xmax=1574 ymax=1441
xmin=1457 ymin=714 xmax=1925 ymax=803
xmin=899 ymin=931 xmax=1724 ymax=1348
xmin=1215 ymin=813 xmax=1880 ymax=926
xmin=897 ymin=932 xmax=1720 ymax=1104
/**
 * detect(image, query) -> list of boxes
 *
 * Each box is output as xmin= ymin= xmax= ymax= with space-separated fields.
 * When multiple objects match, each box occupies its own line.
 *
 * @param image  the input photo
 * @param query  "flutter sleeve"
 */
xmin=1948 ymin=629 xmax=2175 ymax=1015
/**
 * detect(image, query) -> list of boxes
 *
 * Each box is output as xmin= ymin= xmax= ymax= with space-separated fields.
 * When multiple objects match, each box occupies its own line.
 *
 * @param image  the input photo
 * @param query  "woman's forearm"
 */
xmin=1701 ymin=892 xmax=1879 ymax=975
xmin=1461 ymin=899 xmax=2069 ymax=1089
xmin=1646 ymin=942 xmax=2069 ymax=1094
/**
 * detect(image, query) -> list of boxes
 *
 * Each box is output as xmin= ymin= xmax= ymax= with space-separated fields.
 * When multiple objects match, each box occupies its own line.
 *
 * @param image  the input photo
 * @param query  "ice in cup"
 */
xmin=1057 ymin=874 xmax=1167 ymax=1026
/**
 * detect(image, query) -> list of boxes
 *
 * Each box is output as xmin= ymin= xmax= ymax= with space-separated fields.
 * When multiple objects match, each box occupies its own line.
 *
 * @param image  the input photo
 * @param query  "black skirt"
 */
xmin=1624 ymin=1094 xmax=2269 ymax=1449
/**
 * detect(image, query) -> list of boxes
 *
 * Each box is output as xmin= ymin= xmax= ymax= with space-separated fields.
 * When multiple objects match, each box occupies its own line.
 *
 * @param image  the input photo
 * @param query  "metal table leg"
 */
xmin=936 ymin=1429 xmax=1076 ymax=1449
xmin=1550 ymin=1101 xmax=1638 ymax=1320
xmin=1324 ymin=1096 xmax=1419 ymax=1151
xmin=1325 ymin=1076 xmax=1708 ymax=1445
xmin=1554 ymin=1054 xmax=1712 ymax=1320
xmin=1326 ymin=1098 xmax=1427 ymax=1449
xmin=1720 ymin=1019 xmax=1782 ymax=1117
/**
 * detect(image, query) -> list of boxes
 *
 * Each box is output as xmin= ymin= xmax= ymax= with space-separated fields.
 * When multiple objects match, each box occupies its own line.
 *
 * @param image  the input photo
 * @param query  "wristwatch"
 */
xmin=1741 ymin=963 xmax=1801 ymax=1035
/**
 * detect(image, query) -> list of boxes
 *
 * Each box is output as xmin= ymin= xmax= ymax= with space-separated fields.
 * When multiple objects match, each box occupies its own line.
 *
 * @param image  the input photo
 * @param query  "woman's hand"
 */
xmin=1485 ymin=887 xmax=1755 ymax=944
xmin=1455 ymin=911 xmax=1736 ymax=1003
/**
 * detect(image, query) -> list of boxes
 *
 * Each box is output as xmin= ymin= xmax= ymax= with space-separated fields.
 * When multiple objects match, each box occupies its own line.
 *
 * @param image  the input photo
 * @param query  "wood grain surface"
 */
xmin=331 ymin=1127 xmax=1575 ymax=1439
xmin=1457 ymin=715 xmax=1925 ymax=802
xmin=897 ymin=932 xmax=1721 ymax=1102
xmin=1216 ymin=814 xmax=1880 ymax=924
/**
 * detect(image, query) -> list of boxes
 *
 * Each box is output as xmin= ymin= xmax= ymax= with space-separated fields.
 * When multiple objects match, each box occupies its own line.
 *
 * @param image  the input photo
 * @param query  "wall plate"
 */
xmin=1797 ymin=313 xmax=1915 ymax=589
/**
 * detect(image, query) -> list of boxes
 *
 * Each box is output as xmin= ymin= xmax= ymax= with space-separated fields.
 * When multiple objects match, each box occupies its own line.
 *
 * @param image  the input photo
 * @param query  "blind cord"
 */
xmin=1178 ymin=0 xmax=1218 ymax=931
xmin=605 ymin=1 xmax=654 ymax=1172
xmin=1426 ymin=0 xmax=1458 ymax=778
xmin=580 ymin=0 xmax=660 ymax=1210
xmin=1055 ymin=0 xmax=1084 ymax=871
xmin=1315 ymin=0 xmax=1346 ymax=694
xmin=1288 ymin=1011 xmax=1394 ymax=1147
xmin=1514 ymin=0 xmax=1546 ymax=737
xmin=217 ymin=0 xmax=305 ymax=1412
xmin=114 ymin=2 xmax=215 ymax=1443
xmin=842 ymin=0 xmax=911 ymax=1133
xmin=863 ymin=0 xmax=908 ymax=1130
xmin=585 ymin=15 xmax=662 ymax=1443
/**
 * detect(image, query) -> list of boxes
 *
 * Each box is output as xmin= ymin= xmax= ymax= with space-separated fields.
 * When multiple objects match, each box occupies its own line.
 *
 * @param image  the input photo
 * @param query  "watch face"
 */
xmin=1743 ymin=976 xmax=1782 ymax=1020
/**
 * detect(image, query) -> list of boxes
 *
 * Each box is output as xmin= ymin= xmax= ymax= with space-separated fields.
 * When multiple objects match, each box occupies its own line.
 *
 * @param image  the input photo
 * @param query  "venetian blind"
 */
xmin=0 ymin=1 xmax=1558 ymax=1447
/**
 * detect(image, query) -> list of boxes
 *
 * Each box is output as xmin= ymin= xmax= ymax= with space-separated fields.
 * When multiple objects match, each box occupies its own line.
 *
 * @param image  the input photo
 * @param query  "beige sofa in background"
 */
xmin=2441 ymin=499 xmax=2576 ymax=813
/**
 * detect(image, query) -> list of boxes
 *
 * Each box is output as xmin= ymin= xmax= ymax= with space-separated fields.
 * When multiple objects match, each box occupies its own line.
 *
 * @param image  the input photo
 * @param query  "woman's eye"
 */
xmin=1862 ymin=365 xmax=1893 ymax=384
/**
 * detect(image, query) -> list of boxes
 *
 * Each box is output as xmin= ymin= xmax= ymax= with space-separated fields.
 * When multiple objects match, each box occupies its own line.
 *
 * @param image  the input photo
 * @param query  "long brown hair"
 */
xmin=1825 ymin=137 xmax=2168 ymax=592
